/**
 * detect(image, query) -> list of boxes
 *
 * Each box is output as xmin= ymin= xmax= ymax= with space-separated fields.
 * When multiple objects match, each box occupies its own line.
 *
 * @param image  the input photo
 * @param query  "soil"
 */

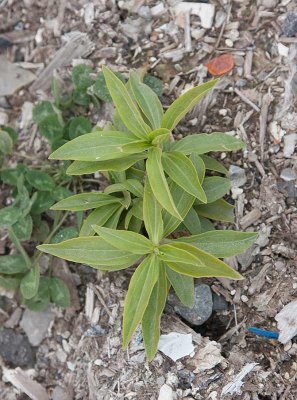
xmin=0 ymin=0 xmax=297 ymax=399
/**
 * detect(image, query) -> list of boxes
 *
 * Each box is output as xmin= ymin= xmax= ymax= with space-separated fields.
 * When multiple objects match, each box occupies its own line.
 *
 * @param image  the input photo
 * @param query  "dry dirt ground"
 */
xmin=0 ymin=0 xmax=297 ymax=399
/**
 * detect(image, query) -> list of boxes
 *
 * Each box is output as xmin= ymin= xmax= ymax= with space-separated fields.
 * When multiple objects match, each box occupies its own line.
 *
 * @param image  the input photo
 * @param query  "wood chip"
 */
xmin=3 ymin=368 xmax=49 ymax=400
xmin=259 ymin=91 xmax=274 ymax=160
xmin=240 ymin=208 xmax=262 ymax=229
xmin=31 ymin=31 xmax=94 ymax=91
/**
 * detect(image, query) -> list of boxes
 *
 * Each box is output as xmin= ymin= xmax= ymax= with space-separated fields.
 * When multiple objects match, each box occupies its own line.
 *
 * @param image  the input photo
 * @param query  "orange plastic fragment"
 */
xmin=206 ymin=54 xmax=234 ymax=76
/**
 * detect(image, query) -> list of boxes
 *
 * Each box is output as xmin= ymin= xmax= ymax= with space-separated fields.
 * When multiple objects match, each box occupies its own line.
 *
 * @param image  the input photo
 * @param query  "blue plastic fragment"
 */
xmin=248 ymin=327 xmax=279 ymax=339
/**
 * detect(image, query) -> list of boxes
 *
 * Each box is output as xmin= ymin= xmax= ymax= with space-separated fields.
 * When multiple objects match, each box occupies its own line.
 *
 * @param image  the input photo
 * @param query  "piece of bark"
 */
xmin=31 ymin=31 xmax=94 ymax=92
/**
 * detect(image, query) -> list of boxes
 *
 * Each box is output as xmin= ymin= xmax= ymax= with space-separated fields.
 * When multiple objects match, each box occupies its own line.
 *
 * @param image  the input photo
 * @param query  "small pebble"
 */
xmin=229 ymin=165 xmax=247 ymax=188
xmin=241 ymin=295 xmax=249 ymax=303
xmin=280 ymin=168 xmax=297 ymax=182
xmin=282 ymin=12 xmax=297 ymax=37
xmin=225 ymin=39 xmax=234 ymax=47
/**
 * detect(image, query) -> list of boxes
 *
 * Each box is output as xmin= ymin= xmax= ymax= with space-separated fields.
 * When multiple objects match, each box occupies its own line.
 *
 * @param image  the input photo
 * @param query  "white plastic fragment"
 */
xmin=158 ymin=384 xmax=174 ymax=400
xmin=278 ymin=43 xmax=289 ymax=57
xmin=174 ymin=2 xmax=215 ymax=29
xmin=221 ymin=363 xmax=258 ymax=395
xmin=275 ymin=300 xmax=297 ymax=344
xmin=158 ymin=332 xmax=194 ymax=361
xmin=193 ymin=341 xmax=223 ymax=373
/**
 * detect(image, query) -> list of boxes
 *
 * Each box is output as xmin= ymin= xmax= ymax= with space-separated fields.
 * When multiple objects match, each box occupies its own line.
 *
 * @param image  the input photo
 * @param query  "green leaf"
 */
xmin=200 ymin=154 xmax=228 ymax=175
xmin=66 ymin=154 xmax=146 ymax=175
xmin=25 ymin=170 xmax=55 ymax=191
xmin=176 ymin=230 xmax=257 ymax=258
xmin=38 ymin=115 xmax=64 ymax=143
xmin=183 ymin=207 xmax=201 ymax=234
xmin=72 ymin=89 xmax=92 ymax=106
xmin=23 ymin=277 xmax=50 ymax=312
xmin=199 ymin=177 xmax=231 ymax=204
xmin=94 ymin=71 xmax=125 ymax=102
xmin=51 ymin=74 xmax=61 ymax=105
xmin=38 ymin=237 xmax=140 ymax=267
xmin=123 ymin=254 xmax=159 ymax=348
xmin=124 ymin=179 xmax=144 ymax=198
xmin=127 ymin=215 xmax=143 ymax=233
xmin=102 ymin=66 xmax=151 ymax=138
xmin=33 ymin=101 xmax=57 ymax=124
xmin=195 ymin=199 xmax=234 ymax=222
xmin=0 ymin=206 xmax=22 ymax=227
xmin=12 ymin=214 xmax=33 ymax=241
xmin=142 ymin=262 xmax=167 ymax=360
xmin=162 ymin=182 xmax=195 ymax=237
xmin=162 ymin=152 xmax=206 ymax=202
xmin=49 ymin=131 xmax=146 ymax=161
xmin=0 ymin=275 xmax=22 ymax=290
xmin=92 ymin=226 xmax=153 ymax=255
xmin=147 ymin=128 xmax=170 ymax=145
xmin=143 ymin=180 xmax=163 ymax=245
xmin=1 ymin=168 xmax=23 ymax=186
xmin=159 ymin=242 xmax=242 ymax=279
xmin=129 ymin=70 xmax=164 ymax=130
xmin=50 ymin=277 xmax=70 ymax=307
xmin=52 ymin=187 xmax=73 ymax=202
xmin=20 ymin=264 xmax=40 ymax=299
xmin=51 ymin=192 xmax=122 ymax=211
xmin=199 ymin=216 xmax=215 ymax=232
xmin=2 ymin=126 xmax=18 ymax=143
xmin=147 ymin=148 xmax=181 ymax=220
xmin=161 ymin=80 xmax=218 ymax=130
xmin=143 ymin=75 xmax=164 ymax=97
xmin=68 ymin=116 xmax=92 ymax=140
xmin=190 ymin=153 xmax=205 ymax=183
xmin=0 ymin=255 xmax=29 ymax=274
xmin=165 ymin=265 xmax=194 ymax=307
xmin=30 ymin=191 xmax=56 ymax=215
xmin=103 ymin=206 xmax=124 ymax=229
xmin=51 ymin=227 xmax=78 ymax=244
xmin=170 ymin=132 xmax=245 ymax=155
xmin=0 ymin=130 xmax=13 ymax=154
xmin=79 ymin=203 xmax=121 ymax=236
xmin=72 ymin=64 xmax=93 ymax=90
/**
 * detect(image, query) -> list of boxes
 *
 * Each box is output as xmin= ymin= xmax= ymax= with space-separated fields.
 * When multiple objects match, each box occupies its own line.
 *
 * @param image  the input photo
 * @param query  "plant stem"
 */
xmin=8 ymin=227 xmax=31 ymax=268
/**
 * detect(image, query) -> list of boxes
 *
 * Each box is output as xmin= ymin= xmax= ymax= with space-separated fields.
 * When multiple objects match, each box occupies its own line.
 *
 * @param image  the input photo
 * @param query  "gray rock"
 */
xmin=261 ymin=0 xmax=278 ymax=8
xmin=0 ymin=328 xmax=36 ymax=367
xmin=20 ymin=308 xmax=55 ymax=346
xmin=282 ymin=12 xmax=297 ymax=37
xmin=168 ymin=284 xmax=213 ymax=326
xmin=280 ymin=168 xmax=297 ymax=182
xmin=212 ymin=293 xmax=229 ymax=311
xmin=229 ymin=165 xmax=247 ymax=188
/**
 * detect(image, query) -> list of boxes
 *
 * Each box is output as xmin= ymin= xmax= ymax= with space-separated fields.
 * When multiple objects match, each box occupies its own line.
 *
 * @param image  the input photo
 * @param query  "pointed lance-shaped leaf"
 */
xmin=123 ymin=254 xmax=159 ymax=348
xmin=142 ymin=262 xmax=167 ymax=360
xmin=20 ymin=264 xmax=40 ymax=300
xmin=159 ymin=242 xmax=242 ymax=279
xmin=175 ymin=230 xmax=258 ymax=258
xmin=147 ymin=148 xmax=182 ymax=221
xmin=169 ymin=132 xmax=245 ymax=155
xmin=38 ymin=237 xmax=140 ymax=267
xmin=165 ymin=265 xmax=194 ymax=307
xmin=66 ymin=154 xmax=146 ymax=175
xmin=195 ymin=198 xmax=234 ymax=223
xmin=79 ymin=203 xmax=121 ymax=236
xmin=143 ymin=179 xmax=164 ymax=245
xmin=102 ymin=66 xmax=151 ymax=138
xmin=51 ymin=192 xmax=122 ymax=211
xmin=161 ymin=79 xmax=219 ymax=130
xmin=129 ymin=70 xmax=164 ymax=130
xmin=49 ymin=131 xmax=147 ymax=162
xmin=91 ymin=225 xmax=153 ymax=255
xmin=162 ymin=152 xmax=207 ymax=202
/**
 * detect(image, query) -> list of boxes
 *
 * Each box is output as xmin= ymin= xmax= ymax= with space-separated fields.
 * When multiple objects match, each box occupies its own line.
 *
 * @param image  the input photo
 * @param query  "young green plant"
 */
xmin=38 ymin=67 xmax=257 ymax=360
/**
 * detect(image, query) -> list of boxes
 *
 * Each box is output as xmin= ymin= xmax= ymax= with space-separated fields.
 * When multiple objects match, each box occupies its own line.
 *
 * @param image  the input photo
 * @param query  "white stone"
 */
xmin=283 ymin=133 xmax=297 ymax=158
xmin=225 ymin=38 xmax=234 ymax=47
xmin=174 ymin=2 xmax=215 ymax=29
xmin=278 ymin=43 xmax=289 ymax=57
xmin=158 ymin=384 xmax=173 ymax=400
xmin=84 ymin=3 xmax=95 ymax=26
xmin=158 ymin=333 xmax=194 ymax=361
xmin=191 ymin=28 xmax=205 ymax=40
xmin=276 ymin=300 xmax=297 ymax=344
xmin=151 ymin=2 xmax=166 ymax=17
xmin=0 ymin=110 xmax=8 ymax=125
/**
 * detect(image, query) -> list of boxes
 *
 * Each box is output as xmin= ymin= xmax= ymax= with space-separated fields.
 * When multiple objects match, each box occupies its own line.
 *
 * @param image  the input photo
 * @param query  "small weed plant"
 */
xmin=37 ymin=67 xmax=257 ymax=360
